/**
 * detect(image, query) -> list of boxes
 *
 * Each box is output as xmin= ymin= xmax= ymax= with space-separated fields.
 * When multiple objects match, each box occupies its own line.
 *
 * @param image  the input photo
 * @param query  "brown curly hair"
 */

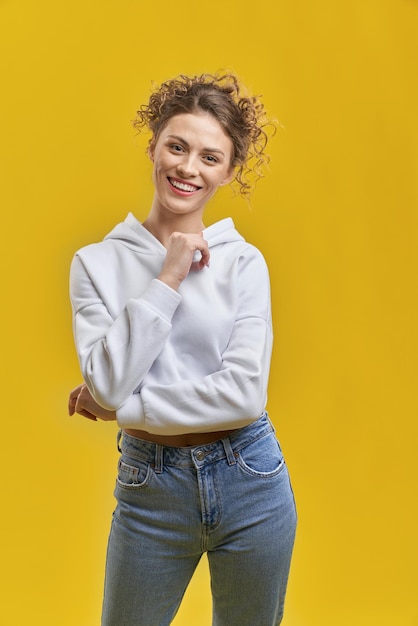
xmin=133 ymin=73 xmax=273 ymax=197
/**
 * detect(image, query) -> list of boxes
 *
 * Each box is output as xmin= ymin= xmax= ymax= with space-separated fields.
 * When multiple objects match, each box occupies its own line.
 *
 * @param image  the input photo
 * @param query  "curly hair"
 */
xmin=133 ymin=73 xmax=273 ymax=197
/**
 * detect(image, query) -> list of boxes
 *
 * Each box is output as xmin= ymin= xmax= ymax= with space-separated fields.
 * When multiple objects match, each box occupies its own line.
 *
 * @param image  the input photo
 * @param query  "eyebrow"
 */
xmin=166 ymin=134 xmax=226 ymax=156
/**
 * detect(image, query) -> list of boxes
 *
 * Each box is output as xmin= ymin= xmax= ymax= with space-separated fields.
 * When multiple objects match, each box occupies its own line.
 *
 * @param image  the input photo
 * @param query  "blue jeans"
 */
xmin=102 ymin=413 xmax=297 ymax=626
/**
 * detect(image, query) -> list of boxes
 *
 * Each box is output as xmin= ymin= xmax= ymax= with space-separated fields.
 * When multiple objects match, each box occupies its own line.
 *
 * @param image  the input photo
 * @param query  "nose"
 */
xmin=176 ymin=155 xmax=199 ymax=178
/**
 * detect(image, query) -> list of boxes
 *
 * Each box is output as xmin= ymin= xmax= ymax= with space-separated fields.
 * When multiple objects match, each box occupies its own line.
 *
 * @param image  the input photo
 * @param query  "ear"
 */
xmin=148 ymin=137 xmax=156 ymax=162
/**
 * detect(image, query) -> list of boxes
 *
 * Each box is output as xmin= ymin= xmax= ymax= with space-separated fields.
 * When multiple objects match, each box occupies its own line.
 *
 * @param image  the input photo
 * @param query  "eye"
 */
xmin=204 ymin=155 xmax=218 ymax=164
xmin=170 ymin=144 xmax=184 ymax=153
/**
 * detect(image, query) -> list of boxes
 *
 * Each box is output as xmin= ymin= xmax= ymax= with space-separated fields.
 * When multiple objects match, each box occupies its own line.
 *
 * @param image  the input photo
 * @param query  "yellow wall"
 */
xmin=1 ymin=1 xmax=417 ymax=624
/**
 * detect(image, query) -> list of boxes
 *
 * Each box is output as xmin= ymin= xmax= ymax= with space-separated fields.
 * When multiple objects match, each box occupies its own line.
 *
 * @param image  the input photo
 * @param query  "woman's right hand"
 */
xmin=158 ymin=231 xmax=210 ymax=290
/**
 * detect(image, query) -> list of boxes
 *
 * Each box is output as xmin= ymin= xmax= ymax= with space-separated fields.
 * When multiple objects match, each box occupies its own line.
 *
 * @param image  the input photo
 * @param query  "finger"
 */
xmin=199 ymin=233 xmax=210 ymax=265
xmin=74 ymin=389 xmax=87 ymax=415
xmin=68 ymin=383 xmax=84 ymax=415
xmin=198 ymin=246 xmax=210 ymax=269
xmin=196 ymin=237 xmax=210 ymax=268
xmin=77 ymin=409 xmax=97 ymax=421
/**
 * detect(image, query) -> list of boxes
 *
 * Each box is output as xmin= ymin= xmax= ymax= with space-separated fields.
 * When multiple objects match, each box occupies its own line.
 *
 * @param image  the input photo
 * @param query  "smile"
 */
xmin=168 ymin=177 xmax=201 ymax=193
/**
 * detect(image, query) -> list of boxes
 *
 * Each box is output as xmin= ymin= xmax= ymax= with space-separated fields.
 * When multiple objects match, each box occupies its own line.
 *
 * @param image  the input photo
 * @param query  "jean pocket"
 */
xmin=116 ymin=458 xmax=152 ymax=489
xmin=236 ymin=434 xmax=285 ymax=478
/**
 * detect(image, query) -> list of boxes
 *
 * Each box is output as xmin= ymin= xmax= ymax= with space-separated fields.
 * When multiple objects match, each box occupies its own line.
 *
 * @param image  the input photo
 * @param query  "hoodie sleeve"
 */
xmin=70 ymin=253 xmax=182 ymax=410
xmin=116 ymin=246 xmax=273 ymax=434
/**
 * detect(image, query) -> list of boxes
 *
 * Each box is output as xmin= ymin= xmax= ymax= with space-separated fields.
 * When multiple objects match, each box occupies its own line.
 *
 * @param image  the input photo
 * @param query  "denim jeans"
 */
xmin=101 ymin=413 xmax=297 ymax=626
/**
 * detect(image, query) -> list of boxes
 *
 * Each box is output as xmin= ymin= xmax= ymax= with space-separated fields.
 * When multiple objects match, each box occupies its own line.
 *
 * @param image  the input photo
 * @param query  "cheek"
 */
xmin=211 ymin=172 xmax=230 ymax=189
xmin=152 ymin=158 xmax=167 ymax=178
xmin=151 ymin=163 xmax=164 ymax=189
xmin=154 ymin=153 xmax=176 ymax=174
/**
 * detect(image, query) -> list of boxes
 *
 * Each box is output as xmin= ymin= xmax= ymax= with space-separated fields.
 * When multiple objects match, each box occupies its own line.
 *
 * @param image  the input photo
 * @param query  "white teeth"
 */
xmin=170 ymin=179 xmax=198 ymax=192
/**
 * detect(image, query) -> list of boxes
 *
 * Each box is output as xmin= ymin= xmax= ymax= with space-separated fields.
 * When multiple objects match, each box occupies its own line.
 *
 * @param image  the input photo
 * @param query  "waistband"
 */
xmin=118 ymin=412 xmax=274 ymax=471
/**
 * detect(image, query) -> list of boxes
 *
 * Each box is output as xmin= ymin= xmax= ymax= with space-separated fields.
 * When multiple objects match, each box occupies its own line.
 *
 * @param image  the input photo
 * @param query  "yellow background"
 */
xmin=1 ymin=1 xmax=417 ymax=624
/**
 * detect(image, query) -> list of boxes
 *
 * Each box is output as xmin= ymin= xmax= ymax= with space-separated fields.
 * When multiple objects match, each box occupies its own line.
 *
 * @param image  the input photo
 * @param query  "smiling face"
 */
xmin=148 ymin=112 xmax=234 ymax=226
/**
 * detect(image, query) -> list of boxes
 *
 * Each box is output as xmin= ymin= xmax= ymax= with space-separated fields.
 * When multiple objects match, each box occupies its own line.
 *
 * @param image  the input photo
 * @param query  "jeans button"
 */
xmin=195 ymin=450 xmax=205 ymax=461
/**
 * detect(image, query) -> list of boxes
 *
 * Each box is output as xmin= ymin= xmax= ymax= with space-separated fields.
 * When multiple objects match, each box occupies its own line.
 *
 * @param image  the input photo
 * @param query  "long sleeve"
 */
xmin=116 ymin=247 xmax=273 ymax=434
xmin=70 ymin=254 xmax=182 ymax=410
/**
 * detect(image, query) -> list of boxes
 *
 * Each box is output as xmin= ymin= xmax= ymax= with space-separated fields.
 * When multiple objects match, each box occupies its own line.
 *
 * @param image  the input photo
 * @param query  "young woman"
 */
xmin=68 ymin=73 xmax=297 ymax=626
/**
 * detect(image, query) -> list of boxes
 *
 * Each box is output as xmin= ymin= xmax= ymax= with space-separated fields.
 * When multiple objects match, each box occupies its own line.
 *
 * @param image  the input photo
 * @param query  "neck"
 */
xmin=143 ymin=206 xmax=205 ymax=247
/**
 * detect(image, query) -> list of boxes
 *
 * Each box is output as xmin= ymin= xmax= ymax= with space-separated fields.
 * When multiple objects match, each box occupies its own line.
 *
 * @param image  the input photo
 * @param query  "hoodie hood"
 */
xmin=104 ymin=213 xmax=245 ymax=254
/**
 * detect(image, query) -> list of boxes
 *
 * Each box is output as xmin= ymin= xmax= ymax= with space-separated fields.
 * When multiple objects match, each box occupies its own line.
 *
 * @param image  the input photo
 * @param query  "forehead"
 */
xmin=158 ymin=113 xmax=233 ymax=153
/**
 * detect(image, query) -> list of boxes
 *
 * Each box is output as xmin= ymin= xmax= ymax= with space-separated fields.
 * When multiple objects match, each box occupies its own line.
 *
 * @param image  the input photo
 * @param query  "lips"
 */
xmin=168 ymin=177 xmax=201 ymax=194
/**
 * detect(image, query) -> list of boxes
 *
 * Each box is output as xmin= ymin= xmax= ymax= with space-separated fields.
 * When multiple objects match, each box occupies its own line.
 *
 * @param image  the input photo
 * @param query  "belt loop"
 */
xmin=222 ymin=437 xmax=236 ymax=466
xmin=154 ymin=444 xmax=164 ymax=474
xmin=117 ymin=429 xmax=123 ymax=453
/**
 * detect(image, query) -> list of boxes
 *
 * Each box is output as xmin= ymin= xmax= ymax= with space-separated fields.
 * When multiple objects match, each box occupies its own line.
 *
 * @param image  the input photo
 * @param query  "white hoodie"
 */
xmin=70 ymin=213 xmax=273 ymax=435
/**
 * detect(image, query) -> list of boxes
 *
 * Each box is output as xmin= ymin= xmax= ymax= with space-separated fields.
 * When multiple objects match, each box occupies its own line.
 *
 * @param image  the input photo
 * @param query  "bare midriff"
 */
xmin=123 ymin=428 xmax=239 ymax=447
